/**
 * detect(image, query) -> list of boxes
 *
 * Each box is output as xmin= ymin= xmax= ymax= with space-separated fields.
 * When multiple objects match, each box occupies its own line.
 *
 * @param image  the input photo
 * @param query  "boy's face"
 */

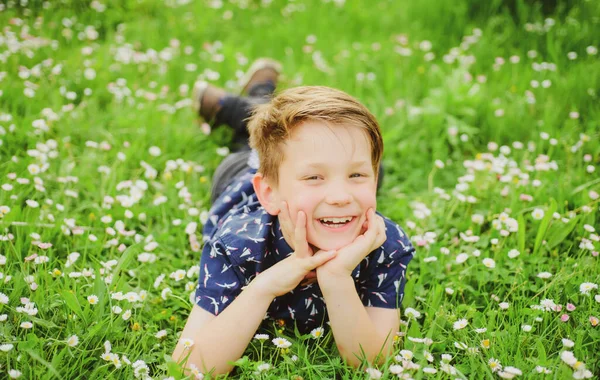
xmin=273 ymin=121 xmax=378 ymax=251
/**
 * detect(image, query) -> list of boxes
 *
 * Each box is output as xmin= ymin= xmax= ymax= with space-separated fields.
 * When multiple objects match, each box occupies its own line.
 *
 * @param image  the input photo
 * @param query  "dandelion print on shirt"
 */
xmin=195 ymin=167 xmax=415 ymax=333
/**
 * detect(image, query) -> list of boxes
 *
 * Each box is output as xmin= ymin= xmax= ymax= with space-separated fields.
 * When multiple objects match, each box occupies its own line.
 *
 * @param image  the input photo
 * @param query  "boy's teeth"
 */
xmin=320 ymin=217 xmax=352 ymax=223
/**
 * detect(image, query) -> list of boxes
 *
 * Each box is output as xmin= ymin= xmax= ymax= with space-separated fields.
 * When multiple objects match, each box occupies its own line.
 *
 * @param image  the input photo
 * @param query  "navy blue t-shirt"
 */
xmin=195 ymin=168 xmax=415 ymax=333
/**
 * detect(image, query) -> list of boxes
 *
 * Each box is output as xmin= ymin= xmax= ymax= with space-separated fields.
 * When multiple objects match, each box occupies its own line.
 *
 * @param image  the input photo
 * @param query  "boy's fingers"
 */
xmin=278 ymin=201 xmax=297 ymax=250
xmin=375 ymin=216 xmax=387 ymax=246
xmin=309 ymin=250 xmax=337 ymax=268
xmin=358 ymin=219 xmax=368 ymax=235
xmin=294 ymin=211 xmax=309 ymax=258
xmin=368 ymin=208 xmax=376 ymax=225
xmin=356 ymin=210 xmax=371 ymax=237
xmin=363 ymin=211 xmax=386 ymax=250
xmin=364 ymin=209 xmax=377 ymax=239
xmin=356 ymin=233 xmax=373 ymax=253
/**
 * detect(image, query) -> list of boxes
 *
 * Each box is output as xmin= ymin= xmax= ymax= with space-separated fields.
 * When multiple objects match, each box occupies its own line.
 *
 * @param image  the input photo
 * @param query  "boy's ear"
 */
xmin=252 ymin=173 xmax=280 ymax=215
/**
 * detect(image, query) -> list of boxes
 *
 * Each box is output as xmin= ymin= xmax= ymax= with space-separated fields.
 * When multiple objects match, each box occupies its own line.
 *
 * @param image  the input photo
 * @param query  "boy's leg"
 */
xmin=193 ymin=59 xmax=281 ymax=150
xmin=210 ymin=150 xmax=252 ymax=203
xmin=196 ymin=91 xmax=263 ymax=203
xmin=194 ymin=59 xmax=281 ymax=203
xmin=214 ymin=96 xmax=268 ymax=149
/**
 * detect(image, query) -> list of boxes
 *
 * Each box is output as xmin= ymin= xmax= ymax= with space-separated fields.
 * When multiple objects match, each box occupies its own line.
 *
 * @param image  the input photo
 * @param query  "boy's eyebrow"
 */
xmin=303 ymin=160 xmax=371 ymax=168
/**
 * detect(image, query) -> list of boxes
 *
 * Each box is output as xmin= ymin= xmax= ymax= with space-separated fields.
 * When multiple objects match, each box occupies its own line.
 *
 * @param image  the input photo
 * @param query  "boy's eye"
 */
xmin=350 ymin=173 xmax=364 ymax=178
xmin=305 ymin=175 xmax=321 ymax=181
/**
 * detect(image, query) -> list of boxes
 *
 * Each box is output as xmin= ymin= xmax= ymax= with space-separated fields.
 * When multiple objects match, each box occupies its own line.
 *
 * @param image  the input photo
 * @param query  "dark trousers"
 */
xmin=210 ymin=95 xmax=268 ymax=203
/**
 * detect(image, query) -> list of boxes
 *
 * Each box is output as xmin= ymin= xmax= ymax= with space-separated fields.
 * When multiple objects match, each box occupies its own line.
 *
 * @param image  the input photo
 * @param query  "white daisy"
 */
xmin=272 ymin=337 xmax=292 ymax=349
xmin=67 ymin=335 xmax=79 ymax=347
xmin=310 ymin=327 xmax=325 ymax=339
xmin=453 ymin=318 xmax=468 ymax=330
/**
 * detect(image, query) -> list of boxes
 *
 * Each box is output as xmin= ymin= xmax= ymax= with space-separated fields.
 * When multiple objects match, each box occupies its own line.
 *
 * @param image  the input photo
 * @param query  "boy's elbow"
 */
xmin=338 ymin=345 xmax=371 ymax=369
xmin=341 ymin=352 xmax=389 ymax=369
xmin=205 ymin=362 xmax=234 ymax=377
xmin=342 ymin=355 xmax=365 ymax=370
xmin=171 ymin=349 xmax=234 ymax=377
xmin=339 ymin=338 xmax=394 ymax=369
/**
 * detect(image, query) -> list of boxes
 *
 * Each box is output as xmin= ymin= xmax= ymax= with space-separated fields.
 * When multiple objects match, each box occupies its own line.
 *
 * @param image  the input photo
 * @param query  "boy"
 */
xmin=172 ymin=59 xmax=415 ymax=376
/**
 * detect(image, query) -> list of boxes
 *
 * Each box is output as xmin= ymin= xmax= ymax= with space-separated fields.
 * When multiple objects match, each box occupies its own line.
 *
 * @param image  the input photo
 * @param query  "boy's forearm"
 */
xmin=318 ymin=274 xmax=394 ymax=367
xmin=173 ymin=281 xmax=274 ymax=375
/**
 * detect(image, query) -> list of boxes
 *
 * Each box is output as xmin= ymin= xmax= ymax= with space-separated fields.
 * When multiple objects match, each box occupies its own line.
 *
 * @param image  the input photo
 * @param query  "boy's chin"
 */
xmin=309 ymin=235 xmax=357 ymax=252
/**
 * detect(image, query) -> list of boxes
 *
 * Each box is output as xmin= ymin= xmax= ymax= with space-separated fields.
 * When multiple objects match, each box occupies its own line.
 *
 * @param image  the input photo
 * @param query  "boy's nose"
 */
xmin=324 ymin=187 xmax=353 ymax=206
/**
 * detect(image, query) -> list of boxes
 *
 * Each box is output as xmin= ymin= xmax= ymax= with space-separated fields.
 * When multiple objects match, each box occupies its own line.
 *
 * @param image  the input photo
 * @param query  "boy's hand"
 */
xmin=278 ymin=201 xmax=318 ymax=285
xmin=317 ymin=209 xmax=386 ymax=279
xmin=251 ymin=205 xmax=336 ymax=298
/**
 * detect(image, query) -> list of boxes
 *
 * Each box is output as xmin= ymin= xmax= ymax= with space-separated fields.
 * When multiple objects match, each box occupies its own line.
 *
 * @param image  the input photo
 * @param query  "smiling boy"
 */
xmin=172 ymin=64 xmax=414 ymax=375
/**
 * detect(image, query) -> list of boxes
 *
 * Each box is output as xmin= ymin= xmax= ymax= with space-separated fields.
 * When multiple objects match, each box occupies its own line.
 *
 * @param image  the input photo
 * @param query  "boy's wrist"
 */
xmin=317 ymin=271 xmax=355 ymax=298
xmin=247 ymin=274 xmax=278 ymax=300
xmin=316 ymin=267 xmax=353 ymax=284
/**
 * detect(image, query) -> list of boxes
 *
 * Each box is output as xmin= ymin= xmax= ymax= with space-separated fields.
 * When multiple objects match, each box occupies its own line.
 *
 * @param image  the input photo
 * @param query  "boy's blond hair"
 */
xmin=247 ymin=86 xmax=383 ymax=185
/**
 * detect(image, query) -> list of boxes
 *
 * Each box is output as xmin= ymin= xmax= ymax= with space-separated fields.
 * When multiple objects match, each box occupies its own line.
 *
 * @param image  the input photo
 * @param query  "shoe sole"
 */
xmin=238 ymin=58 xmax=283 ymax=95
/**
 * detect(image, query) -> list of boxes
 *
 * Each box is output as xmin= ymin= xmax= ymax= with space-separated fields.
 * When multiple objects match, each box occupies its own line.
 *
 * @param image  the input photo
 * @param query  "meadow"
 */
xmin=0 ymin=0 xmax=599 ymax=378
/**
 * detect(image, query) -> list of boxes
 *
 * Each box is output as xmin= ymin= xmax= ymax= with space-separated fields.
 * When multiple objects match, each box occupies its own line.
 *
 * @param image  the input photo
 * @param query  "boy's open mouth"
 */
xmin=317 ymin=216 xmax=356 ymax=229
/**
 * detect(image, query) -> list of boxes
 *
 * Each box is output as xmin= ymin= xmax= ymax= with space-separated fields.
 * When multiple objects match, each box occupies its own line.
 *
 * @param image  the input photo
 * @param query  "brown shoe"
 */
xmin=192 ymin=80 xmax=228 ymax=124
xmin=238 ymin=58 xmax=282 ymax=97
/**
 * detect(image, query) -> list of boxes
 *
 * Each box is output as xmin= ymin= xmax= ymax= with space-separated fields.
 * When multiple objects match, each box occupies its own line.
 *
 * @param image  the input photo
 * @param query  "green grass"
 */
xmin=0 ymin=0 xmax=599 ymax=378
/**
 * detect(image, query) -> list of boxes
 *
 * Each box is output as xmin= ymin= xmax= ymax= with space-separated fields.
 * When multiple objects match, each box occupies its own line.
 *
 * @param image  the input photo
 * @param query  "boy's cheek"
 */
xmin=285 ymin=195 xmax=315 ymax=221
xmin=360 ymin=189 xmax=378 ymax=211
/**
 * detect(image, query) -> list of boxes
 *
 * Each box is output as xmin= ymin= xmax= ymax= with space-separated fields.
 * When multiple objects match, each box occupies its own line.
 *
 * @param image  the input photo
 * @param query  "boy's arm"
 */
xmin=317 ymin=275 xmax=399 ymax=367
xmin=172 ymin=211 xmax=336 ymax=375
xmin=315 ymin=210 xmax=413 ymax=367
xmin=172 ymin=280 xmax=275 ymax=375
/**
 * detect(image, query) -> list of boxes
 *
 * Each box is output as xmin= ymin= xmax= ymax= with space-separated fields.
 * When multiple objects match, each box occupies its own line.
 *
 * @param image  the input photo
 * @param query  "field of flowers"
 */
xmin=0 ymin=0 xmax=599 ymax=378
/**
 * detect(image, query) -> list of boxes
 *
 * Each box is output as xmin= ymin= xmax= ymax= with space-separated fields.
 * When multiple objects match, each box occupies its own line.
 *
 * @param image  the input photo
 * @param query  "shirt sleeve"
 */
xmin=358 ymin=237 xmax=415 ymax=309
xmin=194 ymin=237 xmax=244 ymax=315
